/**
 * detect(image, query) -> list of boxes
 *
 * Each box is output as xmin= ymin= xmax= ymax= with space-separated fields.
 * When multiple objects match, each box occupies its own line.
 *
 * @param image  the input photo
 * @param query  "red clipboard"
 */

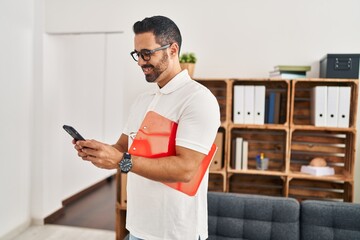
xmin=128 ymin=111 xmax=217 ymax=196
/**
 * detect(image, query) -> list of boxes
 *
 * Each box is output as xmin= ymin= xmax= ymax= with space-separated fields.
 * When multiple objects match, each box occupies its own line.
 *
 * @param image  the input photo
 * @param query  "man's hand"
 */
xmin=73 ymin=139 xmax=123 ymax=170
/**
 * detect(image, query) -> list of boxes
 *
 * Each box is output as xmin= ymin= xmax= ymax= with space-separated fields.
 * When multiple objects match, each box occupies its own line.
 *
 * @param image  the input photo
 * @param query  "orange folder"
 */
xmin=128 ymin=111 xmax=217 ymax=196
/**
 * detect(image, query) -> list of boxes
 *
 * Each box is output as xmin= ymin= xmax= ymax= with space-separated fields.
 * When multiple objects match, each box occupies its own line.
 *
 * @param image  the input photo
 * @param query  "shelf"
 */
xmin=230 ymin=123 xmax=289 ymax=130
xmin=227 ymin=169 xmax=286 ymax=177
xmin=232 ymin=79 xmax=291 ymax=126
xmin=291 ymin=79 xmax=358 ymax=128
xmin=230 ymin=128 xmax=288 ymax=172
xmin=209 ymin=169 xmax=226 ymax=175
xmin=288 ymin=177 xmax=353 ymax=202
xmin=291 ymin=125 xmax=356 ymax=132
xmin=288 ymin=171 xmax=353 ymax=182
xmin=290 ymin=129 xmax=356 ymax=177
xmin=229 ymin=174 xmax=285 ymax=197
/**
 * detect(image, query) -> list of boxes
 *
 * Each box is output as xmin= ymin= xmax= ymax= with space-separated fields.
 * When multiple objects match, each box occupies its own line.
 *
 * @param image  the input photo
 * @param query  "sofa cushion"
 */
xmin=208 ymin=192 xmax=300 ymax=240
xmin=301 ymin=200 xmax=360 ymax=240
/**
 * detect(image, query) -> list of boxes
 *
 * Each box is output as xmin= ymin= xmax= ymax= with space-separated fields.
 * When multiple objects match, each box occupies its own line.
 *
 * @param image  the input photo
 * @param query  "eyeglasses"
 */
xmin=130 ymin=44 xmax=171 ymax=62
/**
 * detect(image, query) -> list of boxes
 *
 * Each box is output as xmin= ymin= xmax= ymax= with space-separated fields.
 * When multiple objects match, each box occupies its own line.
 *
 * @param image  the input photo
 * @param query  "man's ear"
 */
xmin=170 ymin=42 xmax=179 ymax=57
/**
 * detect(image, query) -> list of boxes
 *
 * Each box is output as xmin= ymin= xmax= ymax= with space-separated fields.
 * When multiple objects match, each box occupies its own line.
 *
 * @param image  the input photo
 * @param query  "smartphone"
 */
xmin=63 ymin=125 xmax=85 ymax=141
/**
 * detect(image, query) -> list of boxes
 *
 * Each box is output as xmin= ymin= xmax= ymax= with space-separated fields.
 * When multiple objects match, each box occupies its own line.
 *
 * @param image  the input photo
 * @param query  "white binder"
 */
xmin=244 ymin=85 xmax=255 ymax=124
xmin=254 ymin=86 xmax=266 ymax=124
xmin=242 ymin=141 xmax=248 ymax=170
xmin=326 ymin=86 xmax=339 ymax=127
xmin=235 ymin=137 xmax=243 ymax=170
xmin=233 ymin=85 xmax=245 ymax=124
xmin=310 ymin=86 xmax=327 ymax=127
xmin=337 ymin=86 xmax=351 ymax=127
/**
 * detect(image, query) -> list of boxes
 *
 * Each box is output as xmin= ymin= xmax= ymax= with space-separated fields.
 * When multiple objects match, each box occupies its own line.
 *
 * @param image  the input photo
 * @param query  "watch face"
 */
xmin=120 ymin=157 xmax=132 ymax=173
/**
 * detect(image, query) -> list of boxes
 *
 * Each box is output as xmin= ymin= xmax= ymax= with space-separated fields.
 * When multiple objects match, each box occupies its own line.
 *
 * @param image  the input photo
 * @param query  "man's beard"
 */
xmin=142 ymin=53 xmax=169 ymax=83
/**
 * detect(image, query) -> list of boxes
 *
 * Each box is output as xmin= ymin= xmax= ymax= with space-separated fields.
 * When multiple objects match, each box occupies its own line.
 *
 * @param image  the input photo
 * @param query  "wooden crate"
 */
xmin=208 ymin=173 xmax=226 ymax=192
xmin=120 ymin=173 xmax=127 ymax=207
xmin=230 ymin=128 xmax=287 ymax=172
xmin=288 ymin=178 xmax=353 ymax=202
xmin=229 ymin=174 xmax=285 ymax=197
xmin=210 ymin=129 xmax=225 ymax=171
xmin=196 ymin=79 xmax=228 ymax=123
xmin=290 ymin=129 xmax=355 ymax=176
xmin=232 ymin=79 xmax=290 ymax=126
xmin=115 ymin=206 xmax=127 ymax=240
xmin=291 ymin=79 xmax=358 ymax=127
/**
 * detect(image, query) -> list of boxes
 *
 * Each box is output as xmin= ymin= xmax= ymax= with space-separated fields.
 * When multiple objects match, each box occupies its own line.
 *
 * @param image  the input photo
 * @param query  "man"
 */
xmin=74 ymin=16 xmax=220 ymax=240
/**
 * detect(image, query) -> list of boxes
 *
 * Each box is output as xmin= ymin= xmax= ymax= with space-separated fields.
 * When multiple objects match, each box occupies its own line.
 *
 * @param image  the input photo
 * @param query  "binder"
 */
xmin=242 ymin=141 xmax=248 ymax=170
xmin=233 ymin=85 xmax=245 ymax=124
xmin=267 ymin=91 xmax=281 ymax=124
xmin=210 ymin=132 xmax=223 ymax=170
xmin=273 ymin=92 xmax=281 ymax=124
xmin=326 ymin=86 xmax=339 ymax=127
xmin=254 ymin=86 xmax=266 ymax=124
xmin=128 ymin=111 xmax=217 ymax=196
xmin=244 ymin=85 xmax=255 ymax=124
xmin=235 ymin=137 xmax=243 ymax=170
xmin=310 ymin=86 xmax=327 ymax=127
xmin=337 ymin=87 xmax=351 ymax=127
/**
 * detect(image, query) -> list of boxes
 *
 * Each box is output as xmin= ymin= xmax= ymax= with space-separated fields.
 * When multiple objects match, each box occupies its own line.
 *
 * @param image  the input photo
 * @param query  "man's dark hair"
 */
xmin=133 ymin=16 xmax=182 ymax=53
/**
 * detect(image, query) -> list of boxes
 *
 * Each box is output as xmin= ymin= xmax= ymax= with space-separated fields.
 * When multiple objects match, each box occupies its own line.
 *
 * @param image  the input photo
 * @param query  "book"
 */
xmin=264 ymin=95 xmax=270 ymax=123
xmin=267 ymin=91 xmax=281 ymax=123
xmin=273 ymin=92 xmax=281 ymax=124
xmin=269 ymin=71 xmax=306 ymax=79
xmin=274 ymin=65 xmax=311 ymax=72
xmin=300 ymin=165 xmax=335 ymax=176
xmin=242 ymin=141 xmax=248 ymax=170
xmin=235 ymin=137 xmax=243 ymax=170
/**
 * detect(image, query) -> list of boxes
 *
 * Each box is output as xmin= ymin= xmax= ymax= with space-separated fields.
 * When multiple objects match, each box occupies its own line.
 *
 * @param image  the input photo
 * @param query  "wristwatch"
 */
xmin=119 ymin=152 xmax=133 ymax=173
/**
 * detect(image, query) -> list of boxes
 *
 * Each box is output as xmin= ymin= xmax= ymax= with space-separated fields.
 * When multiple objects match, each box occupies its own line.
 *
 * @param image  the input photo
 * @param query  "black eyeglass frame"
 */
xmin=130 ymin=44 xmax=171 ymax=62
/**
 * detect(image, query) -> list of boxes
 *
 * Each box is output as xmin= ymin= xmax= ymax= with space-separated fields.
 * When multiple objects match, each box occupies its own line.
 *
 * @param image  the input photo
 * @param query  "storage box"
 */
xmin=320 ymin=54 xmax=360 ymax=79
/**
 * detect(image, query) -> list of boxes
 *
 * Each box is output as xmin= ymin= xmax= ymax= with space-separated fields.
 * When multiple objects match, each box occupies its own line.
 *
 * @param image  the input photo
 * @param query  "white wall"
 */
xmin=2 ymin=0 xmax=360 ymax=238
xmin=43 ymin=33 xmax=123 ymax=200
xmin=0 ymin=0 xmax=34 ymax=237
xmin=30 ymin=32 xmax=126 ymax=222
xmin=45 ymin=0 xmax=360 ymax=201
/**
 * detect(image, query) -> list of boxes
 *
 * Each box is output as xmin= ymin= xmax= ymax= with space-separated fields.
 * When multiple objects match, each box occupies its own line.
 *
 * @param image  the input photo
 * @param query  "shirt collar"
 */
xmin=150 ymin=70 xmax=192 ymax=95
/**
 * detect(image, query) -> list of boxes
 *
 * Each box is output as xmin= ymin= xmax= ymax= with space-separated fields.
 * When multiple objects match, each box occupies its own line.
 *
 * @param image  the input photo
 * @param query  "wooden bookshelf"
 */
xmin=115 ymin=77 xmax=358 ymax=239
xmin=196 ymin=77 xmax=358 ymax=202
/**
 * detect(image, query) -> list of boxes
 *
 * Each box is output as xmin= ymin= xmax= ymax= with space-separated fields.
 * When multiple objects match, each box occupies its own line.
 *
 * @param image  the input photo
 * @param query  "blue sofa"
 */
xmin=208 ymin=192 xmax=360 ymax=240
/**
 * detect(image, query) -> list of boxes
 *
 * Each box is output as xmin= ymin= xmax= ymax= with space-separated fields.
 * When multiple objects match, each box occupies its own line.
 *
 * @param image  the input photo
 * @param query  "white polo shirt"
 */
xmin=123 ymin=70 xmax=220 ymax=240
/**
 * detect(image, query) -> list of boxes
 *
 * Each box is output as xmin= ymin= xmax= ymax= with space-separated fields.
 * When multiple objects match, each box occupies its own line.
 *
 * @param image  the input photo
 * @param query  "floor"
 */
xmin=11 ymin=225 xmax=115 ymax=240
xmin=9 ymin=175 xmax=117 ymax=240
xmin=51 ymin=174 xmax=117 ymax=231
